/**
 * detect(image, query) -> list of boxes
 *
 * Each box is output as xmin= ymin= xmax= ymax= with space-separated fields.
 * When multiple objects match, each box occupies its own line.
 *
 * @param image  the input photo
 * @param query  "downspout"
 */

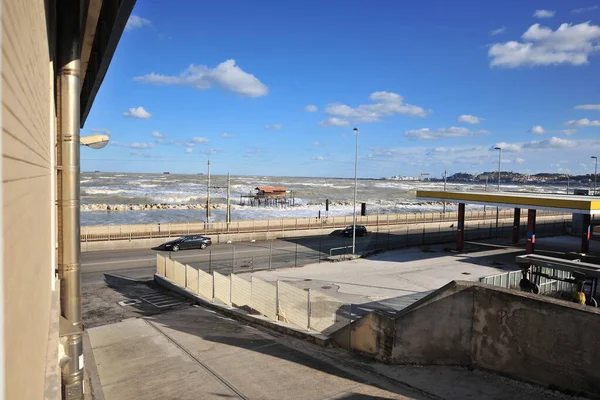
xmin=57 ymin=0 xmax=83 ymax=398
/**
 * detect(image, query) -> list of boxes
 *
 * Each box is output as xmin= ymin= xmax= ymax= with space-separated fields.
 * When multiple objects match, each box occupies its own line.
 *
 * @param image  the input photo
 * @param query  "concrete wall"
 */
xmin=332 ymin=281 xmax=600 ymax=397
xmin=2 ymin=0 xmax=56 ymax=398
xmin=472 ymin=286 xmax=600 ymax=395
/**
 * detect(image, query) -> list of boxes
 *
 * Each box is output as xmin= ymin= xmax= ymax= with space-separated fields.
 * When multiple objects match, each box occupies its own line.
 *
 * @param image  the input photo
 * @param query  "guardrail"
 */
xmin=81 ymin=209 xmax=569 ymax=242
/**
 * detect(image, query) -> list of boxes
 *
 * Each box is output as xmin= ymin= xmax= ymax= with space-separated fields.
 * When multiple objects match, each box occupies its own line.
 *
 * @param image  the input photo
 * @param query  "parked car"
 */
xmin=161 ymin=235 xmax=212 ymax=251
xmin=340 ymin=225 xmax=368 ymax=237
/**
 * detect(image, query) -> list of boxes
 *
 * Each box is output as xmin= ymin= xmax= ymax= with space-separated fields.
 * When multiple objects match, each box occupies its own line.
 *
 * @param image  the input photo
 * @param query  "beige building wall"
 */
xmin=1 ymin=0 xmax=56 ymax=398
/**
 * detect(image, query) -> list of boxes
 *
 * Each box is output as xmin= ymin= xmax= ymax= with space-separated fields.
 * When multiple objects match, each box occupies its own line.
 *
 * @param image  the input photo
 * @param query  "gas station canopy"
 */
xmin=416 ymin=191 xmax=600 ymax=215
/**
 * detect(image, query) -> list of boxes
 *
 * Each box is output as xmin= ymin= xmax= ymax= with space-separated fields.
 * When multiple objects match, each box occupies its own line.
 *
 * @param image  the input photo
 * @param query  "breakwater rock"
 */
xmin=81 ymin=203 xmax=227 ymax=212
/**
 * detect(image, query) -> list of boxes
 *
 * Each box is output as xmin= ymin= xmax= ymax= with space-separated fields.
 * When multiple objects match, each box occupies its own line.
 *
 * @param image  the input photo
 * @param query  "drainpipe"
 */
xmin=57 ymin=0 xmax=83 ymax=398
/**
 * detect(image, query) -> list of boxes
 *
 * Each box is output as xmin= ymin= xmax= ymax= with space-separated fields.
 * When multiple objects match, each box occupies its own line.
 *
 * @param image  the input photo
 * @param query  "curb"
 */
xmin=82 ymin=331 xmax=105 ymax=400
xmin=154 ymin=274 xmax=331 ymax=347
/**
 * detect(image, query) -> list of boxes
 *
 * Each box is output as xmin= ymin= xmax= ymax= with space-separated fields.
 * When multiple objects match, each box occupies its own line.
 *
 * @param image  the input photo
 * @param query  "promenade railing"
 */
xmin=81 ymin=209 xmax=569 ymax=242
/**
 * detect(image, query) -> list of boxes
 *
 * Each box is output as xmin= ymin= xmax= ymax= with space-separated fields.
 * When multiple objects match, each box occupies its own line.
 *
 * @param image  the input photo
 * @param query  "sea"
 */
xmin=80 ymin=172 xmax=576 ymax=226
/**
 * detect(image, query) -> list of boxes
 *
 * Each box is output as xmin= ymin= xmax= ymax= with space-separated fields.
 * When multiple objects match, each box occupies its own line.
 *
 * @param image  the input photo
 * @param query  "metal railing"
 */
xmin=81 ymin=209 xmax=569 ymax=242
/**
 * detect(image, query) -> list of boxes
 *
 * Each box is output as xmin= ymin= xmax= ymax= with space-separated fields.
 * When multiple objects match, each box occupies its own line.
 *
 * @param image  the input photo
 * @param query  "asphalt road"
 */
xmin=81 ymin=218 xmax=567 ymax=283
xmin=81 ymin=233 xmax=386 ymax=283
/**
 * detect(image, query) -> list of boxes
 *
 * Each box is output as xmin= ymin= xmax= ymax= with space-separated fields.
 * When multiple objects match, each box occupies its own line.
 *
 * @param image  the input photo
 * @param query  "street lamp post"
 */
xmin=443 ymin=169 xmax=447 ymax=213
xmin=494 ymin=147 xmax=502 ymax=236
xmin=495 ymin=147 xmax=502 ymax=191
xmin=352 ymin=128 xmax=359 ymax=255
xmin=592 ymin=156 xmax=598 ymax=195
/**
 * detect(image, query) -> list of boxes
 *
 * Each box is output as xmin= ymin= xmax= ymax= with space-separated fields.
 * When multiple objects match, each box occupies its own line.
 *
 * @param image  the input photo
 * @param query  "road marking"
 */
xmin=82 ymin=247 xmax=294 ymax=267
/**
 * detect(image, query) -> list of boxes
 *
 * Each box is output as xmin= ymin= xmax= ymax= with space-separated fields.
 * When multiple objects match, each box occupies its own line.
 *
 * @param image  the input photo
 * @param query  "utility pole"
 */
xmin=352 ymin=127 xmax=359 ymax=255
xmin=443 ymin=169 xmax=447 ymax=213
xmin=592 ymin=156 xmax=598 ymax=196
xmin=567 ymin=175 xmax=570 ymax=195
xmin=494 ymin=147 xmax=502 ymax=236
xmin=226 ymin=172 xmax=231 ymax=224
xmin=206 ymin=159 xmax=211 ymax=224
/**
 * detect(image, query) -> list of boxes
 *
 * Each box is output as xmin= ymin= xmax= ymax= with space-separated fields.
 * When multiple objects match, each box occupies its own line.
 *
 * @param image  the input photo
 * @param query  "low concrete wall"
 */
xmin=332 ymin=281 xmax=600 ymax=397
xmin=81 ymin=227 xmax=330 ymax=252
xmin=81 ymin=213 xmax=571 ymax=252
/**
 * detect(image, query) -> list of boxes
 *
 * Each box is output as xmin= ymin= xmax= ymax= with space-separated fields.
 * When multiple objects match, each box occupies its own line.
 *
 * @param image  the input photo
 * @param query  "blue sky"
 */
xmin=82 ymin=0 xmax=600 ymax=178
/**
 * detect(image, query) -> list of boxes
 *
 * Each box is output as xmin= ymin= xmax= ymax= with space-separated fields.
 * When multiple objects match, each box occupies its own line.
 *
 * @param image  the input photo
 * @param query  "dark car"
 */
xmin=340 ymin=225 xmax=368 ymax=237
xmin=161 ymin=235 xmax=212 ymax=251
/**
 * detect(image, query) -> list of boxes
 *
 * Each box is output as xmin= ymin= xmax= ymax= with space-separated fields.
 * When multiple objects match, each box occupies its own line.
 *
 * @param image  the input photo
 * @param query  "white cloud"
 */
xmin=562 ymin=129 xmax=577 ymax=135
xmin=490 ymin=142 xmax=522 ymax=152
xmin=490 ymin=26 xmax=506 ymax=36
xmin=89 ymin=128 xmax=112 ymax=136
xmin=124 ymin=142 xmax=155 ymax=149
xmin=304 ymin=105 xmax=318 ymax=112
xmin=323 ymin=91 xmax=430 ymax=124
xmin=405 ymin=126 xmax=491 ymax=140
xmin=265 ymin=124 xmax=282 ymax=130
xmin=572 ymin=5 xmax=599 ymax=14
xmin=221 ymin=133 xmax=236 ymax=138
xmin=125 ymin=15 xmax=151 ymax=31
xmin=312 ymin=155 xmax=325 ymax=161
xmin=123 ymin=106 xmax=151 ymax=119
xmin=523 ymin=136 xmax=577 ymax=149
xmin=488 ymin=22 xmax=600 ymax=67
xmin=529 ymin=125 xmax=545 ymax=134
xmin=575 ymin=104 xmax=600 ymax=110
xmin=185 ymin=147 xmax=194 ymax=153
xmin=565 ymin=118 xmax=600 ymax=127
xmin=152 ymin=131 xmax=163 ymax=138
xmin=134 ymin=59 xmax=268 ymax=97
xmin=191 ymin=137 xmax=210 ymax=143
xmin=319 ymin=117 xmax=349 ymax=127
xmin=198 ymin=148 xmax=223 ymax=156
xmin=534 ymin=9 xmax=555 ymax=18
xmin=457 ymin=114 xmax=484 ymax=124
xmin=516 ymin=157 xmax=526 ymax=164
xmin=313 ymin=141 xmax=329 ymax=146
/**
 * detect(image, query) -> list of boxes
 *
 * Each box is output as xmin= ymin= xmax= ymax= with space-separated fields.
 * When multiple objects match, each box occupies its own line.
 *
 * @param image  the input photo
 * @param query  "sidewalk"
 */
xmin=84 ymin=306 xmax=422 ymax=399
xmin=84 ymin=305 xmax=581 ymax=400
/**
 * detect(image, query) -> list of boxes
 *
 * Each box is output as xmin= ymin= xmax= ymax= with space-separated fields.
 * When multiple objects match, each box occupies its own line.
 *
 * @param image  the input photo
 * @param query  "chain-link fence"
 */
xmin=480 ymin=268 xmax=574 ymax=295
xmin=156 ymin=254 xmax=350 ymax=335
xmin=181 ymin=217 xmax=571 ymax=275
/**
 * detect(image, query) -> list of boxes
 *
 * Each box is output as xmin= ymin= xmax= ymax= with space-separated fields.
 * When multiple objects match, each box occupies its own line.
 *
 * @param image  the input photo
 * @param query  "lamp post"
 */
xmin=494 ymin=147 xmax=502 ymax=191
xmin=592 ymin=156 xmax=598 ymax=195
xmin=443 ymin=169 xmax=447 ymax=213
xmin=61 ymin=131 xmax=109 ymax=399
xmin=494 ymin=147 xmax=502 ymax=236
xmin=352 ymin=127 xmax=359 ymax=255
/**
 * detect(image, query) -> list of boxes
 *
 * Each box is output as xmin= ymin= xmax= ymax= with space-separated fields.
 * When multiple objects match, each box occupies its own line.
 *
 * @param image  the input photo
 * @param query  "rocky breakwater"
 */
xmin=81 ymin=203 xmax=230 ymax=212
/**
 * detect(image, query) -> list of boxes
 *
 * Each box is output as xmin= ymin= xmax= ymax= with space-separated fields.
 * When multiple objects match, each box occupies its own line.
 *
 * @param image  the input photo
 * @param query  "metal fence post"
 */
xmin=295 ymin=243 xmax=298 ymax=267
xmin=232 ymin=245 xmax=236 ymax=274
xmin=318 ymin=236 xmax=322 ymax=263
xmin=269 ymin=242 xmax=273 ymax=270
xmin=307 ymin=288 xmax=312 ymax=331
xmin=209 ymin=250 xmax=212 ymax=273
xmin=276 ymin=280 xmax=280 ymax=320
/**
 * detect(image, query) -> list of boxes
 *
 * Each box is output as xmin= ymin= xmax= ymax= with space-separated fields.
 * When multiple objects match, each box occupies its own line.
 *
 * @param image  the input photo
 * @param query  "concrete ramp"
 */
xmin=331 ymin=280 xmax=600 ymax=397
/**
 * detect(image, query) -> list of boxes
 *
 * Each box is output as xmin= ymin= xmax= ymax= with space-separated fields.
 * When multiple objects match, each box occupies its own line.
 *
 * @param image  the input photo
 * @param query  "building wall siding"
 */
xmin=2 ymin=0 xmax=54 ymax=398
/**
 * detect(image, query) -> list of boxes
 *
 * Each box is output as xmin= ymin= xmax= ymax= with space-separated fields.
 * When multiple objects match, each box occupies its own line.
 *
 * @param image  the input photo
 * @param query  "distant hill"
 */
xmin=444 ymin=172 xmax=595 ymax=184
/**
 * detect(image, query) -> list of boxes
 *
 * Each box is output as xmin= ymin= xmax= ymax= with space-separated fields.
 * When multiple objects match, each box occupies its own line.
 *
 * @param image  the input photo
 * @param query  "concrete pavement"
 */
xmin=85 ymin=306 xmax=582 ymax=400
xmin=246 ymin=235 xmax=600 ymax=316
xmin=86 ymin=307 xmax=422 ymax=400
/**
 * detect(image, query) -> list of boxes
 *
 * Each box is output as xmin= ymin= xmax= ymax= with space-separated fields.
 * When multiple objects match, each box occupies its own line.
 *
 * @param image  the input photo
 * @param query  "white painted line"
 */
xmin=82 ymin=248 xmax=283 ymax=267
